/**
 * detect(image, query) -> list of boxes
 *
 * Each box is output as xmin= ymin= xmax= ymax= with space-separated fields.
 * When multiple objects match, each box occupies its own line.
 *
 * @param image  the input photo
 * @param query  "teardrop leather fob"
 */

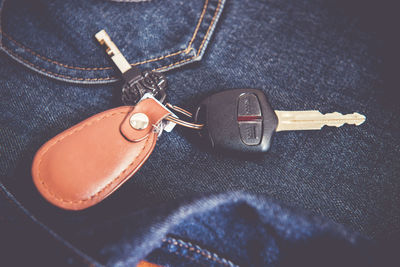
xmin=32 ymin=98 xmax=171 ymax=210
xmin=194 ymin=89 xmax=278 ymax=153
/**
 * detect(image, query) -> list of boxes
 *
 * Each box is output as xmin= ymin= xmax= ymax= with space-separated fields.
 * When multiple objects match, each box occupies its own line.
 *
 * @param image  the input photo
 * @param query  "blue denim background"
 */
xmin=1 ymin=0 xmax=399 ymax=266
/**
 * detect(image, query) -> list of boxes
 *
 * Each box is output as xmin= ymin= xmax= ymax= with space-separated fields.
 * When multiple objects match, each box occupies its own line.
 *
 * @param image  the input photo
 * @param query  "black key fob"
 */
xmin=194 ymin=89 xmax=278 ymax=153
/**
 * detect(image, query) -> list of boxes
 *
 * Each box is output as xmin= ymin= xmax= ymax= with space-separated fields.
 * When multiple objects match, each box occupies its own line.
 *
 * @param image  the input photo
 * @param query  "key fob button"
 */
xmin=194 ymin=89 xmax=278 ymax=153
xmin=239 ymin=121 xmax=262 ymax=145
xmin=237 ymin=93 xmax=263 ymax=146
xmin=237 ymin=93 xmax=262 ymax=117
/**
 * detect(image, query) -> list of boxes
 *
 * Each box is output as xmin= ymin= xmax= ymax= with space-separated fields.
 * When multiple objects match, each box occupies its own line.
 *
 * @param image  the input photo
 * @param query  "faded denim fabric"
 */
xmin=0 ymin=0 xmax=399 ymax=266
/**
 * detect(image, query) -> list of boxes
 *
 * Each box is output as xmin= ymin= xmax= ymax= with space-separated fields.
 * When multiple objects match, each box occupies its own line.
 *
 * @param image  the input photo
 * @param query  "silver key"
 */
xmin=274 ymin=110 xmax=366 ymax=131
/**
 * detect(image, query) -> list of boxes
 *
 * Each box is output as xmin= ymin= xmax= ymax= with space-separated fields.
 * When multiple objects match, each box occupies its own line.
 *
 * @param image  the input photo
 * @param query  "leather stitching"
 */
xmin=0 ymin=0 xmax=212 ymax=73
xmin=36 ymin=109 xmax=154 ymax=204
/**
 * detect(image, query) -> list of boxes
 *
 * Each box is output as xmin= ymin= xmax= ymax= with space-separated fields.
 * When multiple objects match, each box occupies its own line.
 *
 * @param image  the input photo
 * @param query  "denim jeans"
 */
xmin=0 ymin=0 xmax=399 ymax=266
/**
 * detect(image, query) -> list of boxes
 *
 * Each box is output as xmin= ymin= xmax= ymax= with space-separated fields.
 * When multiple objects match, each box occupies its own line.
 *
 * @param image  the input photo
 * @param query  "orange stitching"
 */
xmin=154 ymin=0 xmax=223 ymax=72
xmin=2 ymin=45 xmax=116 ymax=81
xmin=131 ymin=48 xmax=187 ymax=66
xmin=187 ymin=0 xmax=209 ymax=52
xmin=178 ymin=241 xmax=226 ymax=266
xmin=3 ymin=30 xmax=189 ymax=71
xmin=0 ymin=0 xmax=222 ymax=78
xmin=0 ymin=0 xmax=210 ymax=71
xmin=1 ymin=31 xmax=112 ymax=70
xmin=36 ymin=109 xmax=154 ymax=204
xmin=198 ymin=0 xmax=222 ymax=54
xmin=154 ymin=56 xmax=195 ymax=72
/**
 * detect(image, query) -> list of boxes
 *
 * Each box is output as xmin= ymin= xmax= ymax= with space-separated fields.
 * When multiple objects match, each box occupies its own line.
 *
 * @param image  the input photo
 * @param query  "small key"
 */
xmin=95 ymin=30 xmax=167 ymax=105
xmin=194 ymin=89 xmax=366 ymax=153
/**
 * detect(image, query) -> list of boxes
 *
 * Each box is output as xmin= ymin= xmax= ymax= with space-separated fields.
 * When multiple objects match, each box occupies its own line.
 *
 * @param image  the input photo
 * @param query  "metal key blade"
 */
xmin=95 ymin=29 xmax=132 ymax=74
xmin=274 ymin=110 xmax=366 ymax=132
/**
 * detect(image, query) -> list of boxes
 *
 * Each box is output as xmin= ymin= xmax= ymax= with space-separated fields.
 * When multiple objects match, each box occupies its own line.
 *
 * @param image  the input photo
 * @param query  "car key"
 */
xmin=194 ymin=89 xmax=366 ymax=153
xmin=95 ymin=30 xmax=167 ymax=105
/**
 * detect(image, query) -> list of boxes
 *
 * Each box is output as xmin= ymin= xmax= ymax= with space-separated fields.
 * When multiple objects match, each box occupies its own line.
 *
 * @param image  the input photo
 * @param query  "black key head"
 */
xmin=121 ymin=70 xmax=167 ymax=105
xmin=194 ymin=89 xmax=278 ymax=153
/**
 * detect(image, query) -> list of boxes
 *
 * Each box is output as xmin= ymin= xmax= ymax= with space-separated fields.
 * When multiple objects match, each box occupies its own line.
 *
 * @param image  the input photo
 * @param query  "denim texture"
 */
xmin=0 ymin=0 xmax=223 ymax=82
xmin=1 ymin=0 xmax=399 ymax=266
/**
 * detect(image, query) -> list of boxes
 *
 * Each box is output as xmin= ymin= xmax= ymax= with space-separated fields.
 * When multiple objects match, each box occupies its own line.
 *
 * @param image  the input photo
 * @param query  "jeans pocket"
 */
xmin=0 ymin=0 xmax=225 ymax=84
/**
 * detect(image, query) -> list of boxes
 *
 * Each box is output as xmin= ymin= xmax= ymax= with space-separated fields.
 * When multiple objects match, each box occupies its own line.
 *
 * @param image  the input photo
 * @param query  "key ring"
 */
xmin=165 ymin=103 xmax=204 ymax=130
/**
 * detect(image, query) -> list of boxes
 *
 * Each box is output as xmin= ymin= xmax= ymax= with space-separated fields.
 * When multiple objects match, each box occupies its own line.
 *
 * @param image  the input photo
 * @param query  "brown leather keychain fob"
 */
xmin=32 ymin=98 xmax=172 ymax=210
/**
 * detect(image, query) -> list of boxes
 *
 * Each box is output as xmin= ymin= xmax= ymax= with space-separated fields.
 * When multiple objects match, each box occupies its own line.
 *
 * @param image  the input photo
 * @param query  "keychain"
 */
xmin=32 ymin=30 xmax=365 ymax=210
xmin=32 ymin=31 xmax=203 ymax=210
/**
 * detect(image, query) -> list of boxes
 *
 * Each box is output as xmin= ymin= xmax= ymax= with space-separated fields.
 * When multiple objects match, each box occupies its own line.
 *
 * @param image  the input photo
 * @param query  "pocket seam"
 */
xmin=1 ymin=25 xmax=191 ymax=72
xmin=1 ymin=45 xmax=117 ymax=81
xmin=155 ymin=0 xmax=223 ymax=72
xmin=0 ymin=0 xmax=220 ymax=79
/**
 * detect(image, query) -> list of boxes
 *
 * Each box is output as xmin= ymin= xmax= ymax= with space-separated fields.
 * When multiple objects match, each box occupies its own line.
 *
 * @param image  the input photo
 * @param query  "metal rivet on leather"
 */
xmin=130 ymin=113 xmax=149 ymax=130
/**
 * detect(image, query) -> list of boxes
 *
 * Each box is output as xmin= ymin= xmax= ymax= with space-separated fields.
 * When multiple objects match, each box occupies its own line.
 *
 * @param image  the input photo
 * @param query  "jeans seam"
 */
xmin=0 ymin=45 xmax=117 ymax=81
xmin=163 ymin=236 xmax=239 ymax=267
xmin=154 ymin=0 xmax=223 ymax=72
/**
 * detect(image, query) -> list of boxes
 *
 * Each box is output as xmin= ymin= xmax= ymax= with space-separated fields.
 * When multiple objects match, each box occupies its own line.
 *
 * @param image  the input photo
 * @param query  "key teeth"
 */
xmin=341 ymin=112 xmax=366 ymax=126
xmin=331 ymin=111 xmax=342 ymax=116
xmin=352 ymin=112 xmax=366 ymax=126
xmin=275 ymin=110 xmax=366 ymax=131
xmin=325 ymin=111 xmax=366 ymax=126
